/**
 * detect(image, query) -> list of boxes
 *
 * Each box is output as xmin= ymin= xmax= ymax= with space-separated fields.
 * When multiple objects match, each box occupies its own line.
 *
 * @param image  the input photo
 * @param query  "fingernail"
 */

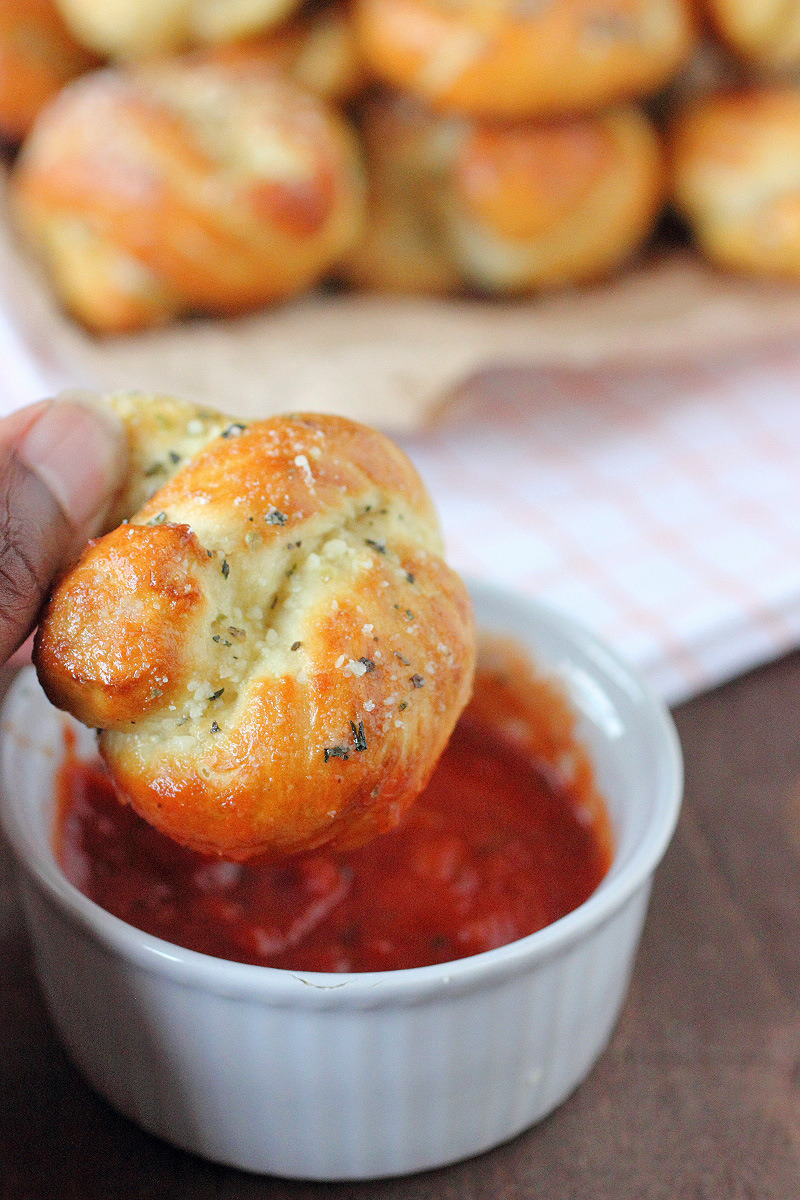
xmin=18 ymin=398 xmax=127 ymax=535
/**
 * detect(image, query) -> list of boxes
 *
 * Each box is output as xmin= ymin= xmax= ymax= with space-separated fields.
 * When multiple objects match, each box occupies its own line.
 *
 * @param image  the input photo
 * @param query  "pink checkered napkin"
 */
xmin=2 ymin=310 xmax=799 ymax=705
xmin=402 ymin=352 xmax=800 ymax=705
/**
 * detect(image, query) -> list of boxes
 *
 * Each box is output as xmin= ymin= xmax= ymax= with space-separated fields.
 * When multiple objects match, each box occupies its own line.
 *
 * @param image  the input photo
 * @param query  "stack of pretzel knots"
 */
xmin=3 ymin=0 xmax=800 ymax=335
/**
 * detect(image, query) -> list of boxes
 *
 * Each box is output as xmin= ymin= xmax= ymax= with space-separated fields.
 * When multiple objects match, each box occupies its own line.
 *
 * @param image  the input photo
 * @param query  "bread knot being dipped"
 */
xmin=34 ymin=394 xmax=475 ymax=860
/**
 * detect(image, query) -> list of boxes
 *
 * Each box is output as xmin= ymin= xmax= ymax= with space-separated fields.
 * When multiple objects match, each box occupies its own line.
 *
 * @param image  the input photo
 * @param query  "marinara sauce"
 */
xmin=55 ymin=639 xmax=612 ymax=973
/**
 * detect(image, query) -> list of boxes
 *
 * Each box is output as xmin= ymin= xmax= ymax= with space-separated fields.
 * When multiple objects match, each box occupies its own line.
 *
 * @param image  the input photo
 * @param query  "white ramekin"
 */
xmin=0 ymin=582 xmax=681 ymax=1180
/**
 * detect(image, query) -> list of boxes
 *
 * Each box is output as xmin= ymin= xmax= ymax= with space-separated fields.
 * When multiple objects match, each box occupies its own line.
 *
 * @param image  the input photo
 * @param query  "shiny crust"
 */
xmin=354 ymin=0 xmax=696 ymax=119
xmin=704 ymin=0 xmax=800 ymax=69
xmin=204 ymin=3 xmax=365 ymax=104
xmin=54 ymin=0 xmax=302 ymax=59
xmin=671 ymin=88 xmax=800 ymax=279
xmin=348 ymin=96 xmax=663 ymax=295
xmin=35 ymin=395 xmax=475 ymax=860
xmin=0 ymin=0 xmax=95 ymax=142
xmin=10 ymin=61 xmax=365 ymax=333
xmin=450 ymin=105 xmax=664 ymax=292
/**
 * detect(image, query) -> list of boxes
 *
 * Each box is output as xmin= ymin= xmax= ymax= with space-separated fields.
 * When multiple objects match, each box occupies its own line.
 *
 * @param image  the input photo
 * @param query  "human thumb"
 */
xmin=0 ymin=396 xmax=127 ymax=664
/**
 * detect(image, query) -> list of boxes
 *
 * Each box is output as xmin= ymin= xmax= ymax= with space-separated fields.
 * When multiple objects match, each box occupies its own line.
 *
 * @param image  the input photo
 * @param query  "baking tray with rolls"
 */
xmin=2 ymin=0 xmax=800 ymax=433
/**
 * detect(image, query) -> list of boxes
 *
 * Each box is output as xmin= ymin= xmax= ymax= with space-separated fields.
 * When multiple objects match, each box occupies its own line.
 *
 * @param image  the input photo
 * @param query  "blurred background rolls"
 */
xmin=0 ymin=0 xmax=96 ymax=142
xmin=203 ymin=2 xmax=365 ymax=102
xmin=345 ymin=94 xmax=463 ymax=294
xmin=704 ymin=0 xmax=800 ymax=71
xmin=349 ymin=95 xmax=663 ymax=295
xmin=354 ymin=0 xmax=696 ymax=118
xmin=53 ymin=0 xmax=303 ymax=60
xmin=447 ymin=105 xmax=663 ymax=292
xmin=5 ymin=0 xmax=800 ymax=333
xmin=10 ymin=60 xmax=365 ymax=332
xmin=671 ymin=87 xmax=800 ymax=280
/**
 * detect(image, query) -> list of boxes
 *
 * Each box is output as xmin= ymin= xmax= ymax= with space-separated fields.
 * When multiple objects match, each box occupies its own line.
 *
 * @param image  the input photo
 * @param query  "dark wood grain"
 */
xmin=4 ymin=655 xmax=800 ymax=1200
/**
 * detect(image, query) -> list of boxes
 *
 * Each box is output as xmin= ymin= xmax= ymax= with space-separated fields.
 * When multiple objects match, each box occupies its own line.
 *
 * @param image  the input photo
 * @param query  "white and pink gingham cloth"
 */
xmin=403 ymin=352 xmax=800 ymax=705
xmin=3 ymin=311 xmax=800 ymax=706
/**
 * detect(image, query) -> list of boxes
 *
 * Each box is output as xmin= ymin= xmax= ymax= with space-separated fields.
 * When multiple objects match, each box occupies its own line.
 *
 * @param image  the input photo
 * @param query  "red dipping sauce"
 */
xmin=55 ymin=639 xmax=613 ymax=973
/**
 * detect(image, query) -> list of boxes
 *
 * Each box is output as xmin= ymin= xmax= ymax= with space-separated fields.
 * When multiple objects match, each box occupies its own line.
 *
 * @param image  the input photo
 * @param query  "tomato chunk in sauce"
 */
xmin=55 ymin=640 xmax=613 ymax=973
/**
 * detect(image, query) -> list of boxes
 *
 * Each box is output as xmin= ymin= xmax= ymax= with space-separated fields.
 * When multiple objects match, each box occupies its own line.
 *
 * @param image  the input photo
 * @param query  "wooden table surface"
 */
xmin=4 ymin=652 xmax=800 ymax=1200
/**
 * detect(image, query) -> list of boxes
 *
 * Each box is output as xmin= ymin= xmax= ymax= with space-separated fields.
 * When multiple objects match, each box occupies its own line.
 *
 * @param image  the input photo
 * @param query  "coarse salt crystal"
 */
xmin=335 ymin=654 xmax=346 ymax=668
xmin=294 ymin=454 xmax=313 ymax=484
xmin=362 ymin=623 xmax=374 ymax=633
xmin=344 ymin=659 xmax=367 ymax=677
xmin=364 ymin=700 xmax=375 ymax=711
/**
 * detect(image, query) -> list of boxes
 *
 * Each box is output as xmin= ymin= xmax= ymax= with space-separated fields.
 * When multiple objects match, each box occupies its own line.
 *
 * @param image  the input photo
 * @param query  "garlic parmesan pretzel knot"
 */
xmin=11 ymin=60 xmax=365 ymax=334
xmin=34 ymin=395 xmax=475 ymax=860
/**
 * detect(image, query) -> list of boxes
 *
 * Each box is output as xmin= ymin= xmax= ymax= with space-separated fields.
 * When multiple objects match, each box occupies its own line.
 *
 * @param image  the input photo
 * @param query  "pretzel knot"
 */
xmin=11 ymin=60 xmax=365 ymax=333
xmin=35 ymin=394 xmax=475 ymax=860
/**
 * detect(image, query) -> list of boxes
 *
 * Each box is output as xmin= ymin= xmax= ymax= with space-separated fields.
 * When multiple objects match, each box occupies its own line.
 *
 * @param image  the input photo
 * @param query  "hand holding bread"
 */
xmin=34 ymin=394 xmax=476 ymax=860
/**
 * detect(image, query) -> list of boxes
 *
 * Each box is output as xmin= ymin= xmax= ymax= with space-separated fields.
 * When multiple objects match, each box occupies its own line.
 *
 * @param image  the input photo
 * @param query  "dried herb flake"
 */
xmin=209 ymin=688 xmax=224 ymax=702
xmin=359 ymin=657 xmax=375 ymax=672
xmin=350 ymin=720 xmax=367 ymax=752
xmin=221 ymin=559 xmax=229 ymax=579
xmin=324 ymin=746 xmax=349 ymax=763
xmin=266 ymin=508 xmax=288 ymax=526
xmin=410 ymin=674 xmax=424 ymax=688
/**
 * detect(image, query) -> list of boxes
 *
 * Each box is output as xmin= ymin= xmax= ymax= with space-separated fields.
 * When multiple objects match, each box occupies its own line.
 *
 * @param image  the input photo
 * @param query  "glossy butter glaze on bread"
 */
xmin=348 ymin=95 xmax=663 ymax=295
xmin=35 ymin=394 xmax=475 ymax=861
xmin=355 ymin=0 xmax=696 ymax=119
xmin=671 ymin=87 xmax=800 ymax=280
xmin=11 ymin=60 xmax=365 ymax=334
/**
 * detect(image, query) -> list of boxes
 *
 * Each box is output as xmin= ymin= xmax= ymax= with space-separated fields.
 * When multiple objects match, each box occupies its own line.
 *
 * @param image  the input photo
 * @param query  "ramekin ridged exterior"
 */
xmin=0 ymin=583 xmax=682 ymax=1179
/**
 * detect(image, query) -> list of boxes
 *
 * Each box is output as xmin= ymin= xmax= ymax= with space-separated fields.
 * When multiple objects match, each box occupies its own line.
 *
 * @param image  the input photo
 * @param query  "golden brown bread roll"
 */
xmin=54 ymin=0 xmax=301 ymax=60
xmin=348 ymin=95 xmax=663 ymax=295
xmin=346 ymin=94 xmax=463 ymax=294
xmin=34 ymin=393 xmax=475 ymax=861
xmin=354 ymin=0 xmax=696 ymax=119
xmin=449 ymin=105 xmax=664 ymax=292
xmin=703 ymin=0 xmax=800 ymax=71
xmin=0 ymin=0 xmax=96 ymax=142
xmin=671 ymin=87 xmax=800 ymax=279
xmin=205 ymin=3 xmax=365 ymax=104
xmin=11 ymin=60 xmax=365 ymax=334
